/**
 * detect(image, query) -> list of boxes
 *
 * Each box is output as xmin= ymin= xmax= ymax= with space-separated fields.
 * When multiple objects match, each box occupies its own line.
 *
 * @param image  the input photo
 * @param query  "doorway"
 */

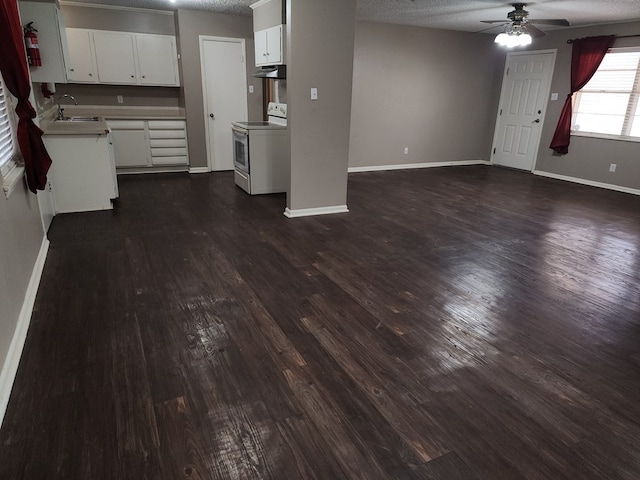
xmin=200 ymin=36 xmax=248 ymax=171
xmin=491 ymin=50 xmax=556 ymax=171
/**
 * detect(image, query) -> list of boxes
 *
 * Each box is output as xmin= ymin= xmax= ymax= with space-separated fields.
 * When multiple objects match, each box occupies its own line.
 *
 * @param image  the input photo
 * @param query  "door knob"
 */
xmin=209 ymin=113 xmax=215 ymax=119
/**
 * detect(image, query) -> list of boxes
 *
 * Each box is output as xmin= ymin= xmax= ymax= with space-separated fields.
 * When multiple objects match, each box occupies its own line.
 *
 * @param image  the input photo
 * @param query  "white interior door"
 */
xmin=491 ymin=50 xmax=556 ymax=171
xmin=200 ymin=37 xmax=248 ymax=171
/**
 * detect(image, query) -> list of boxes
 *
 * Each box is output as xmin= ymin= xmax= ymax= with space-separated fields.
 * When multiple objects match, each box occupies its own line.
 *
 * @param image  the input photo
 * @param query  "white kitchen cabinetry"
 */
xmin=136 ymin=35 xmax=179 ymax=86
xmin=44 ymin=134 xmax=118 ymax=213
xmin=254 ymin=25 xmax=283 ymax=66
xmin=108 ymin=119 xmax=188 ymax=170
xmin=65 ymin=28 xmax=180 ymax=86
xmin=18 ymin=2 xmax=70 ymax=84
xmin=109 ymin=121 xmax=150 ymax=168
xmin=92 ymin=31 xmax=138 ymax=84
xmin=65 ymin=28 xmax=97 ymax=83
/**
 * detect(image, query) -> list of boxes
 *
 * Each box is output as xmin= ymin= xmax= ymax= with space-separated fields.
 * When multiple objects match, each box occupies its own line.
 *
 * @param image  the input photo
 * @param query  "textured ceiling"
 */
xmin=61 ymin=0 xmax=640 ymax=34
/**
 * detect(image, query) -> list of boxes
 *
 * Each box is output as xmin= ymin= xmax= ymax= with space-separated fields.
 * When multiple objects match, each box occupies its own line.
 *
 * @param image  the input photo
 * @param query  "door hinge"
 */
xmin=506 ymin=67 xmax=509 ymax=75
xmin=493 ymin=147 xmax=496 ymax=154
xmin=499 ymin=109 xmax=502 ymax=115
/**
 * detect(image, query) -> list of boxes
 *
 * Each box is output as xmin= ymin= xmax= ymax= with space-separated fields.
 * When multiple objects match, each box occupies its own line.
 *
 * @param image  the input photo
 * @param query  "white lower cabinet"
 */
xmin=44 ymin=134 xmax=118 ymax=213
xmin=109 ymin=119 xmax=188 ymax=170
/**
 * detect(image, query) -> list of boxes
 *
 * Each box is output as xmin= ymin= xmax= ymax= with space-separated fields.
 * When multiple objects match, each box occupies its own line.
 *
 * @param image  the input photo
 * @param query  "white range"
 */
xmin=231 ymin=102 xmax=289 ymax=195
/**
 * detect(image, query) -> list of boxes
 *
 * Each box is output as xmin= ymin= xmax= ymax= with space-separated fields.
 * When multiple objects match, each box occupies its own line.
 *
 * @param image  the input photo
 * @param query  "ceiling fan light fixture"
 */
xmin=495 ymin=30 xmax=532 ymax=48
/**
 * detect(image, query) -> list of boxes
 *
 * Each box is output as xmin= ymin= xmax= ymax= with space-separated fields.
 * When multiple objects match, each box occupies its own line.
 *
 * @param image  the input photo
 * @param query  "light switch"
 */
xmin=551 ymin=92 xmax=558 ymax=101
xmin=311 ymin=88 xmax=318 ymax=100
xmin=249 ymin=85 xmax=254 ymax=94
xmin=117 ymin=95 xmax=124 ymax=104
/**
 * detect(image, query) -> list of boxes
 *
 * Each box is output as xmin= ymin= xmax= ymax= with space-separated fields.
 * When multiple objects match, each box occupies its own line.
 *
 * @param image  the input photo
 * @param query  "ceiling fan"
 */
xmin=481 ymin=3 xmax=570 ymax=38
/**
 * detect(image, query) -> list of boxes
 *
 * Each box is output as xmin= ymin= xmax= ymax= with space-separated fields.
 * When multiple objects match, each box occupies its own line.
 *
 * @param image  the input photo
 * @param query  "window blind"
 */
xmin=0 ymin=77 xmax=16 ymax=176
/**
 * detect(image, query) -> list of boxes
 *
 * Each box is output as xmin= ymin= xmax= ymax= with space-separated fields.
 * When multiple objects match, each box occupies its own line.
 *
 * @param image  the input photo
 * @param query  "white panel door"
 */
xmin=65 ymin=28 xmax=97 ymax=83
xmin=136 ymin=35 xmax=179 ymax=86
xmin=93 ymin=31 xmax=137 ymax=84
xmin=201 ymin=37 xmax=248 ymax=171
xmin=492 ymin=51 xmax=556 ymax=171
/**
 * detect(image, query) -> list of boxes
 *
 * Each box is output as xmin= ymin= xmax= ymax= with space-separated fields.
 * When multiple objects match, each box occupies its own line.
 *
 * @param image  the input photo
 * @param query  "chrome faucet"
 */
xmin=56 ymin=93 xmax=77 ymax=121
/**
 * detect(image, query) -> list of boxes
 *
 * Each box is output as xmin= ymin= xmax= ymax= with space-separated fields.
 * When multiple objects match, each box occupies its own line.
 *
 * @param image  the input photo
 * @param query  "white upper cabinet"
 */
xmin=65 ymin=29 xmax=97 ymax=83
xmin=92 ymin=31 xmax=138 ymax=84
xmin=65 ymin=28 xmax=180 ymax=87
xmin=136 ymin=35 xmax=179 ymax=86
xmin=254 ymin=25 xmax=284 ymax=67
xmin=18 ymin=2 xmax=70 ymax=83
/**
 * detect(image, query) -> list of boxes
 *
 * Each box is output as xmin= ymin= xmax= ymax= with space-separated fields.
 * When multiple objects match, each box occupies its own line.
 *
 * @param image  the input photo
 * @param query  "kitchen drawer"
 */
xmin=149 ymin=138 xmax=187 ymax=148
xmin=152 ymin=155 xmax=188 ymax=166
xmin=108 ymin=120 xmax=146 ymax=129
xmin=151 ymin=147 xmax=187 ymax=157
xmin=148 ymin=120 xmax=185 ymax=130
xmin=148 ymin=129 xmax=186 ymax=139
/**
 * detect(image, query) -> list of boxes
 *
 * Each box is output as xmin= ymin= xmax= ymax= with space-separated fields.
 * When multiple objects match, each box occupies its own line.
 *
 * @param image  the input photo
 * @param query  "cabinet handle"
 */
xmin=142 ymin=75 xmax=146 ymax=78
xmin=88 ymin=73 xmax=93 ymax=77
xmin=70 ymin=68 xmax=75 ymax=72
xmin=209 ymin=113 xmax=215 ymax=119
xmin=131 ymin=75 xmax=135 ymax=78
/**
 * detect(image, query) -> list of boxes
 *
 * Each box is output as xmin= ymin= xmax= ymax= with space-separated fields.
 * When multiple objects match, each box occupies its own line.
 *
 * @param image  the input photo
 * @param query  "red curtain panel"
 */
xmin=549 ymin=35 xmax=616 ymax=155
xmin=0 ymin=0 xmax=52 ymax=192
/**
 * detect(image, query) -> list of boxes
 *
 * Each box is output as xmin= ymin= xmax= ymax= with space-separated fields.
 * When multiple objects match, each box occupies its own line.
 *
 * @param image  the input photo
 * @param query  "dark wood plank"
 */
xmin=2 ymin=167 xmax=640 ymax=479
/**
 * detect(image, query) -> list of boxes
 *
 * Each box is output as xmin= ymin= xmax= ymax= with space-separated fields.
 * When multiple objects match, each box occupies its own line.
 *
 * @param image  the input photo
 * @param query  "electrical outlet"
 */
xmin=609 ymin=163 xmax=617 ymax=172
xmin=310 ymin=88 xmax=318 ymax=100
xmin=551 ymin=92 xmax=559 ymax=101
xmin=404 ymin=147 xmax=409 ymax=155
xmin=117 ymin=95 xmax=124 ymax=104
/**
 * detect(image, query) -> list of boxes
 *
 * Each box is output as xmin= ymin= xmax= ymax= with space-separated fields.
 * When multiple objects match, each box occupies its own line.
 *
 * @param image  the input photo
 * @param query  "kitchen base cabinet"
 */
xmin=108 ymin=119 xmax=189 ymax=172
xmin=44 ymin=134 xmax=118 ymax=213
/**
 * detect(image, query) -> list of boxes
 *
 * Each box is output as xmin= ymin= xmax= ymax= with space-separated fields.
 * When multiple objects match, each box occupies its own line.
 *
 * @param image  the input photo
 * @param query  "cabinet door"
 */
xmin=136 ymin=35 xmax=179 ymax=86
xmin=93 ymin=31 xmax=138 ymax=84
xmin=109 ymin=121 xmax=150 ymax=167
xmin=254 ymin=29 xmax=269 ymax=66
xmin=265 ymin=25 xmax=283 ymax=65
xmin=65 ymin=28 xmax=97 ymax=83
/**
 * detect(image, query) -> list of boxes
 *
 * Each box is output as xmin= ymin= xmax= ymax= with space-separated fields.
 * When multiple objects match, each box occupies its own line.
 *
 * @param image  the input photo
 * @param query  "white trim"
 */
xmin=490 ymin=49 xmax=557 ymax=172
xmin=59 ymin=1 xmax=175 ymax=15
xmin=2 ymin=165 xmax=25 ymax=199
xmin=284 ymin=205 xmax=349 ymax=218
xmin=249 ymin=0 xmax=273 ymax=10
xmin=0 ymin=236 xmax=49 ymax=428
xmin=199 ymin=36 xmax=248 ymax=172
xmin=533 ymin=170 xmax=640 ymax=196
xmin=189 ymin=167 xmax=210 ymax=174
xmin=348 ymin=160 xmax=489 ymax=173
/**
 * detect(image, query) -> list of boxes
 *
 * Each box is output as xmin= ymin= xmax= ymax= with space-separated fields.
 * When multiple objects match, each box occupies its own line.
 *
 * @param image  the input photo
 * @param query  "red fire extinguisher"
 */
xmin=24 ymin=22 xmax=42 ymax=67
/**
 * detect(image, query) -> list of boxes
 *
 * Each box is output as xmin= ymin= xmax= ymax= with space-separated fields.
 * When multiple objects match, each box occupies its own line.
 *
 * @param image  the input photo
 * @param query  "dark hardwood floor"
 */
xmin=1 ymin=166 xmax=640 ymax=479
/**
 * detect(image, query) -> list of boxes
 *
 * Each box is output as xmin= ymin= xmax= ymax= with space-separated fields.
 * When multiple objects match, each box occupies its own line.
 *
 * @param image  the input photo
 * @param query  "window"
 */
xmin=0 ymin=73 xmax=18 ymax=178
xmin=572 ymin=48 xmax=640 ymax=140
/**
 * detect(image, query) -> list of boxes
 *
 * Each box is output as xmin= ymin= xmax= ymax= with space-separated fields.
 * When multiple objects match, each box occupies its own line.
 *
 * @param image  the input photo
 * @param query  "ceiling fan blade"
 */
xmin=529 ymin=19 xmax=570 ymax=26
xmin=524 ymin=24 xmax=547 ymax=38
xmin=481 ymin=20 xmax=510 ymax=24
xmin=475 ymin=23 xmax=510 ymax=34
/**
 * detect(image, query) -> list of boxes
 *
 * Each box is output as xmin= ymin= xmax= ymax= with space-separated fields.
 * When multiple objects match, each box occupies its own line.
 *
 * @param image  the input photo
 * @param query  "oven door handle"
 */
xmin=232 ymin=126 xmax=248 ymax=135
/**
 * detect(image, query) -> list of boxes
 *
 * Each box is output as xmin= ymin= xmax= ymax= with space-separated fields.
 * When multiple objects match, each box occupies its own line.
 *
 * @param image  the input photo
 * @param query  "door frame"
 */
xmin=490 ymin=49 xmax=557 ymax=172
xmin=199 ymin=35 xmax=248 ymax=172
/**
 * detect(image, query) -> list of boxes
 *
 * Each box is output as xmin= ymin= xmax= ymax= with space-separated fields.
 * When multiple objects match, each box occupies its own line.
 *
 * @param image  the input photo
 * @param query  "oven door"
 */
xmin=232 ymin=126 xmax=249 ymax=174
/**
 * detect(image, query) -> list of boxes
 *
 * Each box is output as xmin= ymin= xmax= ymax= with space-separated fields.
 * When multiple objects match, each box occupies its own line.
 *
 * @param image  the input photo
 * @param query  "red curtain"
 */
xmin=0 ymin=0 xmax=52 ymax=192
xmin=549 ymin=35 xmax=616 ymax=155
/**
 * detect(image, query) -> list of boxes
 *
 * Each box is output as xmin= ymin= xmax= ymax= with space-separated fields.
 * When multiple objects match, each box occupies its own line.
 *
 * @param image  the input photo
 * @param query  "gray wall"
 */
xmin=349 ymin=22 xmax=504 ymax=169
xmin=62 ymin=4 xmax=175 ymax=34
xmin=175 ymin=9 xmax=262 ymax=169
xmin=529 ymin=21 xmax=640 ymax=190
xmin=57 ymin=4 xmax=180 ymax=108
xmin=0 ymin=182 xmax=44 ymax=394
xmin=286 ymin=0 xmax=357 ymax=211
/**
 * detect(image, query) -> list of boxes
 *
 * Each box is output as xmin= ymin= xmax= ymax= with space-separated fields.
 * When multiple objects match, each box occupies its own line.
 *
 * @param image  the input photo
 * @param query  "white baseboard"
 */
xmin=189 ymin=167 xmax=210 ymax=174
xmin=533 ymin=170 xmax=640 ymax=196
xmin=348 ymin=160 xmax=490 ymax=173
xmin=284 ymin=205 xmax=349 ymax=218
xmin=0 ymin=236 xmax=49 ymax=428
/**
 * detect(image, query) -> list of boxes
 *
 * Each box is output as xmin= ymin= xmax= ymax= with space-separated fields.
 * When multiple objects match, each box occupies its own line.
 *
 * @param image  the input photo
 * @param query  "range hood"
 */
xmin=253 ymin=65 xmax=287 ymax=79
